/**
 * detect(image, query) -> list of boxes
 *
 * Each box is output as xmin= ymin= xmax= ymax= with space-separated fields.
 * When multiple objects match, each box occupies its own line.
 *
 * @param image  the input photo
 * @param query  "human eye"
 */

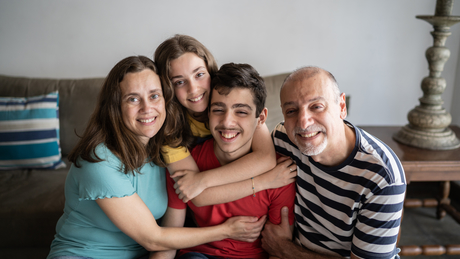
xmin=284 ymin=108 xmax=296 ymax=116
xmin=173 ymin=80 xmax=185 ymax=87
xmin=128 ymin=96 xmax=139 ymax=103
xmin=311 ymin=103 xmax=324 ymax=111
xmin=196 ymin=72 xmax=205 ymax=78
xmin=236 ymin=110 xmax=249 ymax=116
xmin=151 ymin=94 xmax=160 ymax=100
xmin=211 ymin=108 xmax=224 ymax=114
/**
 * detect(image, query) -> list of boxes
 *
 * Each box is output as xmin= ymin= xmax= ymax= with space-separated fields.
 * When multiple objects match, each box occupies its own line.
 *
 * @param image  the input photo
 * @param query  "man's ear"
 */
xmin=339 ymin=93 xmax=347 ymax=120
xmin=257 ymin=107 xmax=268 ymax=126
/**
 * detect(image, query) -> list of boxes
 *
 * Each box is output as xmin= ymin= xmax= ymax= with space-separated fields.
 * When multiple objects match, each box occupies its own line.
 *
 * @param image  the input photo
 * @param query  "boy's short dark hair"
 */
xmin=210 ymin=63 xmax=267 ymax=117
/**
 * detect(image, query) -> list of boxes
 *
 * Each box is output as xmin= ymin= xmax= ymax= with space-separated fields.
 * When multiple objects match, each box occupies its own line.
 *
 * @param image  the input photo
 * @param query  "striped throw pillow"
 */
xmin=0 ymin=91 xmax=66 ymax=170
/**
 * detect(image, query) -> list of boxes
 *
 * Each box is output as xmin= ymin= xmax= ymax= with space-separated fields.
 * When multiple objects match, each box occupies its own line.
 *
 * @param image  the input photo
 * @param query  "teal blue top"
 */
xmin=48 ymin=144 xmax=168 ymax=259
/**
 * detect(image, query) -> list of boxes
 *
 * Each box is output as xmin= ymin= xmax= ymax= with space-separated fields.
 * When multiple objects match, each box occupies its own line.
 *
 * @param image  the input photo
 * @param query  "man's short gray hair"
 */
xmin=281 ymin=66 xmax=341 ymax=104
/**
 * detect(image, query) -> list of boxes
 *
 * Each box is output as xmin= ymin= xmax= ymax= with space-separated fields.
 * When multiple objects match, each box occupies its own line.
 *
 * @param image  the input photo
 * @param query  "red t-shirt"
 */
xmin=166 ymin=138 xmax=296 ymax=259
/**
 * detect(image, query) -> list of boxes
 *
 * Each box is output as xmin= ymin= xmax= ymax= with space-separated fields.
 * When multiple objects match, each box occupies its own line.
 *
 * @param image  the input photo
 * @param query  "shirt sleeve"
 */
xmin=267 ymin=182 xmax=296 ymax=225
xmin=74 ymin=145 xmax=135 ymax=201
xmin=166 ymin=170 xmax=187 ymax=209
xmin=351 ymin=182 xmax=405 ymax=259
xmin=161 ymin=145 xmax=191 ymax=164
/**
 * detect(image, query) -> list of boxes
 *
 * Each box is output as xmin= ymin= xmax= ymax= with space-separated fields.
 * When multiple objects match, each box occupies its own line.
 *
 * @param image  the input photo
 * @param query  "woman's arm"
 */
xmin=96 ymin=193 xmax=266 ymax=251
xmin=149 ymin=207 xmax=186 ymax=259
xmin=173 ymin=123 xmax=276 ymax=202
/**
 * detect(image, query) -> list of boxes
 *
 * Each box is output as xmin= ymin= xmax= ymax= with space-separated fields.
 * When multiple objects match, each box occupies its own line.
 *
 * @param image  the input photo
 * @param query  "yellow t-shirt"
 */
xmin=161 ymin=114 xmax=211 ymax=164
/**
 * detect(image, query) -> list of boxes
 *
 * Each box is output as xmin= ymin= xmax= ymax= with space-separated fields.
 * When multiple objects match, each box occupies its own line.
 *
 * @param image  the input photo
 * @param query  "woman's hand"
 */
xmin=171 ymin=169 xmax=206 ymax=203
xmin=257 ymin=156 xmax=296 ymax=190
xmin=223 ymin=215 xmax=267 ymax=243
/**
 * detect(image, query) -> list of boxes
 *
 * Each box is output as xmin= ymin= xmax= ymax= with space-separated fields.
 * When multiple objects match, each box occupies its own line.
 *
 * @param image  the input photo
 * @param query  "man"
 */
xmin=261 ymin=66 xmax=406 ymax=259
xmin=162 ymin=63 xmax=296 ymax=259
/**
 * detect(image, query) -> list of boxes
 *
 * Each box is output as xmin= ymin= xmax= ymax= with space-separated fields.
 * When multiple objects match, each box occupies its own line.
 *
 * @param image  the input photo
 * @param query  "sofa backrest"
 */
xmin=0 ymin=75 xmax=105 ymax=156
xmin=263 ymin=73 xmax=289 ymax=131
xmin=0 ymin=72 xmax=288 ymax=157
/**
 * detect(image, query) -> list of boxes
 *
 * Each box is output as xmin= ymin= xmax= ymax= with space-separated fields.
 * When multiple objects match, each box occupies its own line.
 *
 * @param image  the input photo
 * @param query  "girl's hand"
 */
xmin=171 ymin=170 xmax=206 ymax=203
xmin=258 ymin=156 xmax=296 ymax=190
xmin=224 ymin=215 xmax=267 ymax=243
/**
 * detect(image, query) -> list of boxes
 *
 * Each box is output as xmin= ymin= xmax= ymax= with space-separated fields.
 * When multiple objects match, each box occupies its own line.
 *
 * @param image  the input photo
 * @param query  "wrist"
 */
xmin=254 ymin=174 xmax=268 ymax=192
xmin=220 ymin=222 xmax=231 ymax=240
xmin=199 ymin=170 xmax=211 ymax=190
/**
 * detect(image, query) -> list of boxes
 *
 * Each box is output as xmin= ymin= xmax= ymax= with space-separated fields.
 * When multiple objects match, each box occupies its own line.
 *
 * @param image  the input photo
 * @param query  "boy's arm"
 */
xmin=173 ymin=123 xmax=277 ymax=202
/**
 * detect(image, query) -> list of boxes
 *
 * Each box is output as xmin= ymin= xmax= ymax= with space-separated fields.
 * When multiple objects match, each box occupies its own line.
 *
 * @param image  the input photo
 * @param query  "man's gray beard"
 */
xmin=292 ymin=124 xmax=327 ymax=156
xmin=295 ymin=135 xmax=327 ymax=156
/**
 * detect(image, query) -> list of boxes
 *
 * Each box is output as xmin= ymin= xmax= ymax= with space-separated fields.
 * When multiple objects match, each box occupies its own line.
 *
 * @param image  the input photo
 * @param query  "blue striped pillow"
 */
xmin=0 ymin=91 xmax=66 ymax=170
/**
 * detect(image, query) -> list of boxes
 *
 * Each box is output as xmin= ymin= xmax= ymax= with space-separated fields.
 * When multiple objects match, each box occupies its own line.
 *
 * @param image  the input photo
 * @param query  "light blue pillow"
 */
xmin=0 ymin=91 xmax=66 ymax=170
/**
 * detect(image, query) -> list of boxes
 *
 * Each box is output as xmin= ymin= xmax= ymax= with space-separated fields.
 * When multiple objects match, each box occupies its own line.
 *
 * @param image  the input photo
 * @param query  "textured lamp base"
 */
xmin=393 ymin=125 xmax=460 ymax=150
xmin=394 ymin=0 xmax=460 ymax=150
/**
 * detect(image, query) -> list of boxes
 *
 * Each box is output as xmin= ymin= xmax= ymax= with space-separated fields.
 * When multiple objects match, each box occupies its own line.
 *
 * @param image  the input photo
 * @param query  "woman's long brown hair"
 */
xmin=68 ymin=56 xmax=176 ymax=174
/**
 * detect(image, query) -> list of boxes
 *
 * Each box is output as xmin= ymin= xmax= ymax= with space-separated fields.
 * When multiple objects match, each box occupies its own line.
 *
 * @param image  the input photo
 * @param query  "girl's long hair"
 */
xmin=154 ymin=34 xmax=218 ymax=150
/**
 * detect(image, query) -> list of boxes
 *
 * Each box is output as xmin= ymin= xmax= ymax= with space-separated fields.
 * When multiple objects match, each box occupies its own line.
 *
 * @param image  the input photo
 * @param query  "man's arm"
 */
xmin=261 ymin=207 xmax=355 ymax=259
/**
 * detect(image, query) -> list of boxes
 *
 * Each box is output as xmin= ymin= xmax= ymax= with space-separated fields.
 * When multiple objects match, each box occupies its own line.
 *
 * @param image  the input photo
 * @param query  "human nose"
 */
xmin=140 ymin=99 xmax=152 ymax=113
xmin=187 ymin=79 xmax=199 ymax=94
xmin=298 ymin=108 xmax=313 ymax=129
xmin=221 ymin=111 xmax=235 ymax=127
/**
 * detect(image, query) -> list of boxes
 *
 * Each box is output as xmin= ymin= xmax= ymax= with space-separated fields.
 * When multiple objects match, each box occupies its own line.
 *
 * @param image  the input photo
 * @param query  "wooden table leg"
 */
xmin=437 ymin=181 xmax=450 ymax=220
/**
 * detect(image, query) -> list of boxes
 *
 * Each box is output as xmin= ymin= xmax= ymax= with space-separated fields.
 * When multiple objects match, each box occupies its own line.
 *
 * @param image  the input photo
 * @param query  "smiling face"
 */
xmin=169 ymin=52 xmax=211 ymax=115
xmin=281 ymin=70 xmax=347 ymax=160
xmin=120 ymin=69 xmax=166 ymax=146
xmin=209 ymin=87 xmax=267 ymax=164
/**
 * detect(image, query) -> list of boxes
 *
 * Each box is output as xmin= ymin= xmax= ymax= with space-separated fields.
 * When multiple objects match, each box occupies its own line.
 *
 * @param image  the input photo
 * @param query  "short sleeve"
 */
xmin=166 ymin=170 xmax=187 ymax=209
xmin=267 ymin=182 xmax=296 ymax=225
xmin=74 ymin=145 xmax=135 ymax=201
xmin=351 ymin=183 xmax=404 ymax=258
xmin=161 ymin=145 xmax=191 ymax=164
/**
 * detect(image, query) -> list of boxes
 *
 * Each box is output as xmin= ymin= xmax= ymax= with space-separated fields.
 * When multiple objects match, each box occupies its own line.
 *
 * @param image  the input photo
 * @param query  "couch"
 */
xmin=0 ymin=72 xmax=289 ymax=259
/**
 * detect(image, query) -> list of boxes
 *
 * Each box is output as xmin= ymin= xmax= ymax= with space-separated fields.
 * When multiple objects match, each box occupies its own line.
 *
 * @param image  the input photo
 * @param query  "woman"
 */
xmin=154 ymin=35 xmax=295 ymax=206
xmin=47 ymin=56 xmax=264 ymax=259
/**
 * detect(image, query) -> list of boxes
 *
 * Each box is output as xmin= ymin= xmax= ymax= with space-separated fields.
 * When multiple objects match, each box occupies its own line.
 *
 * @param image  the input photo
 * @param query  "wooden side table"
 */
xmin=360 ymin=126 xmax=460 ymax=256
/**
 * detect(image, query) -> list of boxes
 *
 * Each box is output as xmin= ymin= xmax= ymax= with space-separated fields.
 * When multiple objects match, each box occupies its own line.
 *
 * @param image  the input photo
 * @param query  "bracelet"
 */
xmin=251 ymin=177 xmax=256 ymax=197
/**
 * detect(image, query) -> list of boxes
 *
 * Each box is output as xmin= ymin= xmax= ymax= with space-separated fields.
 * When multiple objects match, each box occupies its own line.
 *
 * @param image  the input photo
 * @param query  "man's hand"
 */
xmin=171 ymin=170 xmax=205 ymax=203
xmin=261 ymin=206 xmax=293 ymax=258
xmin=225 ymin=215 xmax=267 ymax=243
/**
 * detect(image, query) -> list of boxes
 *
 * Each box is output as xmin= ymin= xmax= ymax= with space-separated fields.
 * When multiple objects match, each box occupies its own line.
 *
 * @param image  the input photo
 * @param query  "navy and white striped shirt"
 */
xmin=273 ymin=121 xmax=406 ymax=259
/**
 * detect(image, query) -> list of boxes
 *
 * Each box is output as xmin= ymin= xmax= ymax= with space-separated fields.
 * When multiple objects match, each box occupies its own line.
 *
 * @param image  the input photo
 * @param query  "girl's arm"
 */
xmin=96 ymin=193 xmax=266 ymax=252
xmin=191 ymin=156 xmax=296 ymax=207
xmin=173 ymin=123 xmax=276 ymax=202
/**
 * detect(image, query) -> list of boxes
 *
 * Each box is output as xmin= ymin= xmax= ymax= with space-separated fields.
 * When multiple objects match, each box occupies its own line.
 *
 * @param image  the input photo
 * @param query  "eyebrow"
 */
xmin=170 ymin=66 xmax=205 ymax=80
xmin=282 ymin=96 xmax=325 ymax=108
xmin=122 ymin=89 xmax=162 ymax=99
xmin=210 ymin=102 xmax=253 ymax=110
